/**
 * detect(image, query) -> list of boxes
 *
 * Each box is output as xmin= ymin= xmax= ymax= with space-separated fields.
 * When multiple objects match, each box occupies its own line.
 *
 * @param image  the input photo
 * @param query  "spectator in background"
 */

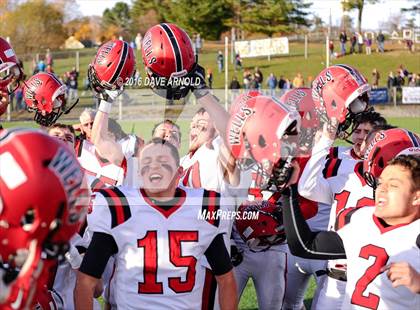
xmin=195 ymin=33 xmax=202 ymax=54
xmin=235 ymin=53 xmax=242 ymax=71
xmin=249 ymin=74 xmax=259 ymax=90
xmin=387 ymin=71 xmax=397 ymax=90
xmin=243 ymin=69 xmax=252 ymax=89
xmin=45 ymin=49 xmax=53 ymax=67
xmin=67 ymin=67 xmax=79 ymax=102
xmin=339 ymin=30 xmax=347 ymax=55
xmin=217 ymin=51 xmax=224 ymax=73
xmin=207 ymin=68 xmax=213 ymax=89
xmin=37 ymin=59 xmax=46 ymax=72
xmin=372 ymin=68 xmax=380 ymax=89
xmin=408 ymin=73 xmax=417 ymax=87
xmin=357 ymin=32 xmax=364 ymax=53
xmin=284 ymin=78 xmax=291 ymax=90
xmin=15 ymin=84 xmax=24 ymax=111
xmin=230 ymin=76 xmax=241 ymax=102
xmin=254 ymin=66 xmax=263 ymax=87
xmin=350 ymin=32 xmax=357 ymax=54
xmin=292 ymin=72 xmax=304 ymax=88
xmin=46 ymin=65 xmax=54 ymax=74
xmin=266 ymin=73 xmax=278 ymax=96
xmin=278 ymin=75 xmax=286 ymax=90
xmin=406 ymin=39 xmax=414 ymax=53
xmin=135 ymin=33 xmax=142 ymax=51
xmin=329 ymin=40 xmax=334 ymax=58
xmin=377 ymin=30 xmax=385 ymax=53
xmin=416 ymin=73 xmax=420 ymax=86
xmin=365 ymin=34 xmax=372 ymax=55
xmin=307 ymin=75 xmax=313 ymax=88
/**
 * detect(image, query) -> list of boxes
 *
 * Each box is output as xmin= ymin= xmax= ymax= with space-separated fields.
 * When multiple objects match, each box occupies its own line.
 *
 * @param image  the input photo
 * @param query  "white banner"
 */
xmin=402 ymin=87 xmax=420 ymax=104
xmin=234 ymin=37 xmax=289 ymax=58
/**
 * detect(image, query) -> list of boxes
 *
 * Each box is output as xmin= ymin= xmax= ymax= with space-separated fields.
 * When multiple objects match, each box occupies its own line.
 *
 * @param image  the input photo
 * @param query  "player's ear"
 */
xmin=412 ymin=190 xmax=420 ymax=207
xmin=177 ymin=166 xmax=184 ymax=177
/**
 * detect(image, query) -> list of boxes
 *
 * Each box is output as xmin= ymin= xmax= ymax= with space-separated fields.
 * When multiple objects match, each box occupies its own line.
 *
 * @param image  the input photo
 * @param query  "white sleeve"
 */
xmin=298 ymin=136 xmax=334 ymax=205
xmin=86 ymin=192 xmax=112 ymax=235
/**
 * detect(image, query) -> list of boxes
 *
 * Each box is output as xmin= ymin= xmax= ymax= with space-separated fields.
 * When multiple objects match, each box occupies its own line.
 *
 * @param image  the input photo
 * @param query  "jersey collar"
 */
xmin=140 ymin=187 xmax=186 ymax=218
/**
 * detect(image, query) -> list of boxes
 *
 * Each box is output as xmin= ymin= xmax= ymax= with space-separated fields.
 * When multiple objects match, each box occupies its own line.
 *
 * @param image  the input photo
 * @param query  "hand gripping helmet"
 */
xmin=142 ymin=23 xmax=197 ymax=100
xmin=88 ymin=39 xmax=136 ymax=93
xmin=228 ymin=95 xmax=301 ymax=189
xmin=280 ymin=88 xmax=320 ymax=151
xmin=0 ymin=128 xmax=88 ymax=305
xmin=235 ymin=200 xmax=285 ymax=252
xmin=23 ymin=72 xmax=76 ymax=127
xmin=312 ymin=64 xmax=370 ymax=137
xmin=363 ymin=128 xmax=420 ymax=188
xmin=0 ymin=37 xmax=23 ymax=94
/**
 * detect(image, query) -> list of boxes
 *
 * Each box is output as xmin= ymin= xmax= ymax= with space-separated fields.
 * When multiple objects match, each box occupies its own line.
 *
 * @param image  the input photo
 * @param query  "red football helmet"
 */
xmin=280 ymin=88 xmax=320 ymax=150
xmin=0 ymin=37 xmax=23 ymax=93
xmin=227 ymin=90 xmax=261 ymax=169
xmin=363 ymin=128 xmax=420 ymax=188
xmin=0 ymin=128 xmax=88 ymax=304
xmin=88 ymin=39 xmax=136 ymax=93
xmin=312 ymin=64 xmax=370 ymax=137
xmin=23 ymin=72 xmax=76 ymax=126
xmin=142 ymin=23 xmax=197 ymax=100
xmin=235 ymin=200 xmax=285 ymax=252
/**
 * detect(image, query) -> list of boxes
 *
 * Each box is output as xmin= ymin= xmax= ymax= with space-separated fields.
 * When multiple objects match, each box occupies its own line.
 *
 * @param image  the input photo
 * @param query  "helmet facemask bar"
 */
xmin=87 ymin=64 xmax=125 ymax=97
xmin=0 ymin=64 xmax=23 ymax=95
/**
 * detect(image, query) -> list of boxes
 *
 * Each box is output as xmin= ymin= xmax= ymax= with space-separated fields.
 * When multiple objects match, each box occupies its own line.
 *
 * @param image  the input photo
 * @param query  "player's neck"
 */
xmin=143 ymin=187 xmax=177 ymax=202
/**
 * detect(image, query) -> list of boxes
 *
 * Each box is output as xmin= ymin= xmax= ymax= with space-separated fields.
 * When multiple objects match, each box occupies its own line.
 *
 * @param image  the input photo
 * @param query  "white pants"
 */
xmin=283 ymin=247 xmax=327 ymax=310
xmin=234 ymin=249 xmax=286 ymax=310
xmin=311 ymin=275 xmax=346 ymax=310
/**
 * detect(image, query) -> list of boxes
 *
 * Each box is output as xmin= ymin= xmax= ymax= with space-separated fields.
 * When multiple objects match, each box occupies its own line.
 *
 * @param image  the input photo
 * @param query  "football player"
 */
xmin=0 ymin=37 xmax=23 ymax=118
xmin=152 ymin=119 xmax=182 ymax=149
xmin=74 ymin=138 xmax=238 ymax=309
xmin=47 ymin=123 xmax=76 ymax=149
xmin=0 ymin=128 xmax=88 ymax=308
xmin=283 ymin=154 xmax=420 ymax=309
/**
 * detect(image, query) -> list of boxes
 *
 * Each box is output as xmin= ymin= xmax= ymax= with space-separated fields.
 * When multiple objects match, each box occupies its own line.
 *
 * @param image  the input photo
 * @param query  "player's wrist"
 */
xmin=98 ymin=100 xmax=112 ymax=114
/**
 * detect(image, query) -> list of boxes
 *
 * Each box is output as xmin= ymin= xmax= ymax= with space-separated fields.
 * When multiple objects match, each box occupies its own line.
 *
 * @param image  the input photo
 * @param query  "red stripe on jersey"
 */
xmin=201 ymin=268 xmax=217 ymax=310
xmin=298 ymin=195 xmax=318 ymax=220
xmin=191 ymin=161 xmax=202 ymax=188
xmin=182 ymin=166 xmax=191 ymax=186
xmin=99 ymin=188 xmax=131 ymax=228
xmin=373 ymin=214 xmax=412 ymax=234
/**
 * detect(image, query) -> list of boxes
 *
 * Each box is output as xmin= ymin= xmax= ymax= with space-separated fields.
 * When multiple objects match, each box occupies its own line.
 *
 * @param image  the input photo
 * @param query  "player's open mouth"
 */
xmin=377 ymin=197 xmax=387 ymax=207
xmin=149 ymin=174 xmax=163 ymax=183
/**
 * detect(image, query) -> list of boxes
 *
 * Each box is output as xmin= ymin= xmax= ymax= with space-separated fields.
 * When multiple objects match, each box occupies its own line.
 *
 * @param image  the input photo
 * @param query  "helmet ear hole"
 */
xmin=21 ymin=208 xmax=35 ymax=231
xmin=258 ymin=135 xmax=266 ymax=148
xmin=331 ymin=100 xmax=337 ymax=109
xmin=378 ymin=157 xmax=385 ymax=168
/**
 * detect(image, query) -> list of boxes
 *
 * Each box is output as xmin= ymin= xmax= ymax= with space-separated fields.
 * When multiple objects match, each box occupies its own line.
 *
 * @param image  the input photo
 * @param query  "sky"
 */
xmin=76 ymin=0 xmax=418 ymax=31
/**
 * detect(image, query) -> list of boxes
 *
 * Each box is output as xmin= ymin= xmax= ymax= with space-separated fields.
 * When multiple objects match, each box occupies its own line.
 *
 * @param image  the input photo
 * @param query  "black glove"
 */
xmin=230 ymin=245 xmax=243 ymax=267
xmin=189 ymin=64 xmax=210 ymax=99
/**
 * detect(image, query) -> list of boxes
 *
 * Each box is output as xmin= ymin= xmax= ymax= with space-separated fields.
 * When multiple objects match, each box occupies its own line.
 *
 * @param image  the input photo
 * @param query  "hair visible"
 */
xmin=147 ymin=137 xmax=180 ymax=165
xmin=48 ymin=123 xmax=75 ymax=135
xmin=389 ymin=155 xmax=420 ymax=191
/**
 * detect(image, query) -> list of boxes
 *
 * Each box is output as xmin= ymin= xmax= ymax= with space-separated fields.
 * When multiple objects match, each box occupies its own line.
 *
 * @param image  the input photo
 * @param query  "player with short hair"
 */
xmin=47 ymin=123 xmax=76 ymax=149
xmin=283 ymin=154 xmax=420 ymax=309
xmin=74 ymin=138 xmax=238 ymax=310
xmin=152 ymin=119 xmax=182 ymax=149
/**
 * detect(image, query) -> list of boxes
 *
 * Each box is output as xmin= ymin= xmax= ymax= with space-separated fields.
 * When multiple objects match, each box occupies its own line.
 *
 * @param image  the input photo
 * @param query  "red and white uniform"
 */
xmin=180 ymin=137 xmax=226 ymax=193
xmin=298 ymin=137 xmax=374 ymax=310
xmin=338 ymin=206 xmax=420 ymax=310
xmin=88 ymin=186 xmax=233 ymax=310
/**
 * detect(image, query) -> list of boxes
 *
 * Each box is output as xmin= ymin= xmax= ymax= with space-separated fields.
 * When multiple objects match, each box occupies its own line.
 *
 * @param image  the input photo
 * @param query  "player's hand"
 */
xmin=190 ymin=64 xmax=210 ymax=99
xmin=0 ymin=90 xmax=10 ymax=116
xmin=322 ymin=117 xmax=338 ymax=141
xmin=381 ymin=262 xmax=420 ymax=294
xmin=65 ymin=245 xmax=83 ymax=269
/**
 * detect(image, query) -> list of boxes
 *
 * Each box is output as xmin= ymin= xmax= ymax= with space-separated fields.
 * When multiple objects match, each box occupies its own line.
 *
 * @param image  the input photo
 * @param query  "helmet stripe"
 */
xmin=405 ymin=129 xmax=420 ymax=147
xmin=160 ymin=23 xmax=183 ymax=72
xmin=110 ymin=41 xmax=128 ymax=85
xmin=335 ymin=64 xmax=366 ymax=86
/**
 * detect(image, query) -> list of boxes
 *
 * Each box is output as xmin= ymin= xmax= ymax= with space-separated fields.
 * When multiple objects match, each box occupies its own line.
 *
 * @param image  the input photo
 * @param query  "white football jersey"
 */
xmin=87 ymin=186 xmax=233 ymax=310
xmin=77 ymin=139 xmax=128 ymax=190
xmin=338 ymin=207 xmax=420 ymax=310
xmin=179 ymin=137 xmax=225 ymax=192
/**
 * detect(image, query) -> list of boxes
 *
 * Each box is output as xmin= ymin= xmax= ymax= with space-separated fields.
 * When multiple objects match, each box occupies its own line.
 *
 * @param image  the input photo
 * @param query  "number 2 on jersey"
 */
xmin=351 ymin=244 xmax=389 ymax=309
xmin=137 ymin=230 xmax=198 ymax=294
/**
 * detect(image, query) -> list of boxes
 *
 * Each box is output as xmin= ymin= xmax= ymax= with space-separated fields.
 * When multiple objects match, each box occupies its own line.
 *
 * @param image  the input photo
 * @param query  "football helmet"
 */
xmin=23 ymin=72 xmax=77 ymax=127
xmin=88 ymin=39 xmax=136 ymax=95
xmin=228 ymin=95 xmax=301 ymax=189
xmin=235 ymin=200 xmax=285 ymax=252
xmin=280 ymin=88 xmax=320 ymax=151
xmin=312 ymin=64 xmax=370 ymax=137
xmin=363 ymin=128 xmax=420 ymax=188
xmin=142 ymin=23 xmax=197 ymax=100
xmin=0 ymin=37 xmax=23 ymax=94
xmin=0 ymin=128 xmax=88 ymax=305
